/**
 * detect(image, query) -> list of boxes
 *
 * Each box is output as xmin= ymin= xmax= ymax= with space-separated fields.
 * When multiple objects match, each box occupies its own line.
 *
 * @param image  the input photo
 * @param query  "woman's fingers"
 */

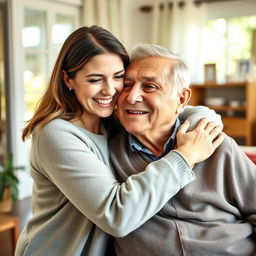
xmin=195 ymin=118 xmax=208 ymax=130
xmin=178 ymin=120 xmax=190 ymax=135
xmin=212 ymin=132 xmax=225 ymax=150
xmin=176 ymin=118 xmax=225 ymax=167
xmin=204 ymin=121 xmax=216 ymax=133
xmin=209 ymin=126 xmax=221 ymax=138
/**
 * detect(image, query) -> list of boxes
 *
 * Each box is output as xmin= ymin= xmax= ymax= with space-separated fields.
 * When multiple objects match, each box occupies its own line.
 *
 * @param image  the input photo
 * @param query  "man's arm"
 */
xmin=228 ymin=139 xmax=256 ymax=230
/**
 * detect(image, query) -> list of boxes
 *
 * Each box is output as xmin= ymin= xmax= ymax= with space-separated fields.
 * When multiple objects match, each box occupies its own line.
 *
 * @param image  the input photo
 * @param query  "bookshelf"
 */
xmin=190 ymin=82 xmax=256 ymax=146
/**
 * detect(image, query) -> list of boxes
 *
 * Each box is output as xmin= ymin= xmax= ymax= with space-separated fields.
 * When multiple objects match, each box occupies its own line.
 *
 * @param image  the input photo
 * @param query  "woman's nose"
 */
xmin=102 ymin=80 xmax=116 ymax=95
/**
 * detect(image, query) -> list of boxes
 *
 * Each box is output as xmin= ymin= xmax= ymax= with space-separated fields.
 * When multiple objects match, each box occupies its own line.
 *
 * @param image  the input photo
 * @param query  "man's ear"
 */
xmin=62 ymin=70 xmax=73 ymax=90
xmin=176 ymin=88 xmax=191 ymax=114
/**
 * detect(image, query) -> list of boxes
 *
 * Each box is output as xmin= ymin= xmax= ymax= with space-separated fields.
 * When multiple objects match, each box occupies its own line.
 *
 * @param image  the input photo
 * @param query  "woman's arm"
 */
xmin=36 ymin=119 xmax=223 ymax=237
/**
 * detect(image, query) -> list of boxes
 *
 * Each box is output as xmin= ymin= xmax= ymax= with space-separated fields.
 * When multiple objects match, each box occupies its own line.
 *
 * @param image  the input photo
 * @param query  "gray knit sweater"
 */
xmin=15 ymin=119 xmax=194 ymax=256
xmin=110 ymin=132 xmax=256 ymax=256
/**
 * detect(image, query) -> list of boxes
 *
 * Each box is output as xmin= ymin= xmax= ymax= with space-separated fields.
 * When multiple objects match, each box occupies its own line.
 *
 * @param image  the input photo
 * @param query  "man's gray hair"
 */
xmin=130 ymin=44 xmax=191 ymax=98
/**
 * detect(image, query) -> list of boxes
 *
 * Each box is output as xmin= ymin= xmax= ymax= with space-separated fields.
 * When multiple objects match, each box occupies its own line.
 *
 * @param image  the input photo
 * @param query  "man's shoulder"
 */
xmin=208 ymin=134 xmax=254 ymax=168
xmin=217 ymin=134 xmax=241 ymax=153
xmin=109 ymin=128 xmax=128 ymax=146
xmin=109 ymin=128 xmax=130 ymax=160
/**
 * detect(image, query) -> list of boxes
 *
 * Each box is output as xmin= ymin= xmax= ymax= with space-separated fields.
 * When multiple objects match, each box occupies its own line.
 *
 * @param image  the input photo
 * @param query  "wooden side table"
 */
xmin=0 ymin=214 xmax=20 ymax=253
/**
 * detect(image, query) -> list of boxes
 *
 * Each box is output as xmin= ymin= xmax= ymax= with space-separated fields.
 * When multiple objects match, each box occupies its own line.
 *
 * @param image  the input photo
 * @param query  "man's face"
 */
xmin=117 ymin=56 xmax=187 ymax=138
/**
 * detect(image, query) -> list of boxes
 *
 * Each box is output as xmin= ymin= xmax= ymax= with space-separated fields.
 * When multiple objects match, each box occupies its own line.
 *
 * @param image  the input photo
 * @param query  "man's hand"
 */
xmin=176 ymin=118 xmax=225 ymax=168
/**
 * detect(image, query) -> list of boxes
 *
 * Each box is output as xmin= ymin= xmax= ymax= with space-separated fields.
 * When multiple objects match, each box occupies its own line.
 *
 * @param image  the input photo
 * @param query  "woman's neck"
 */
xmin=72 ymin=115 xmax=101 ymax=134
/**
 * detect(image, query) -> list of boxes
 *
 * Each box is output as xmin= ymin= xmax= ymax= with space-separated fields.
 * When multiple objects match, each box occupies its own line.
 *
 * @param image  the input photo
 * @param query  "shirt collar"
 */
xmin=128 ymin=118 xmax=181 ymax=160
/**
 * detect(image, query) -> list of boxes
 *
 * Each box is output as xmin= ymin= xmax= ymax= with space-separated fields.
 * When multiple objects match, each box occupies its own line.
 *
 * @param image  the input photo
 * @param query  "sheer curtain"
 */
xmin=82 ymin=0 xmax=122 ymax=40
xmin=151 ymin=0 xmax=206 ymax=83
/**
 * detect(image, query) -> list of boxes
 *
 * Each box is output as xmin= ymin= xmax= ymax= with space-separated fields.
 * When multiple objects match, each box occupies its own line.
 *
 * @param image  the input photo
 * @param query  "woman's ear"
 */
xmin=176 ymin=88 xmax=191 ymax=114
xmin=62 ymin=70 xmax=73 ymax=90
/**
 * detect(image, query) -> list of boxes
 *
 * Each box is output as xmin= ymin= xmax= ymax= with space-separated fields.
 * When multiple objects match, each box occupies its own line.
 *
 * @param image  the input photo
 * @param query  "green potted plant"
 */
xmin=0 ymin=154 xmax=25 ymax=213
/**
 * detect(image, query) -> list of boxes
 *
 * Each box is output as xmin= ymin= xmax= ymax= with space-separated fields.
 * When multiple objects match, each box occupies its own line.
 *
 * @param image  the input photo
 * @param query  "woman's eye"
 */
xmin=114 ymin=74 xmax=124 ymax=80
xmin=88 ymin=79 xmax=102 ymax=83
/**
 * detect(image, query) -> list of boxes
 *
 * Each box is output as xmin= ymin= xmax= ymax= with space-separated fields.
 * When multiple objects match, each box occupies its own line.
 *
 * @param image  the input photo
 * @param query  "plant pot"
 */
xmin=0 ymin=187 xmax=12 ymax=213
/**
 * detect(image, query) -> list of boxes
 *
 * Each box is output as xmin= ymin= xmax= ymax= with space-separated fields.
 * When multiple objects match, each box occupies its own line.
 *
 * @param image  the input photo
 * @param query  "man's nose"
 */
xmin=126 ymin=85 xmax=143 ymax=104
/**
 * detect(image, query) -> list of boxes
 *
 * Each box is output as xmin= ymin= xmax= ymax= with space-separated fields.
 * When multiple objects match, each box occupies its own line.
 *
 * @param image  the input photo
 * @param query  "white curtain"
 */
xmin=151 ymin=0 xmax=206 ymax=83
xmin=82 ymin=0 xmax=122 ymax=40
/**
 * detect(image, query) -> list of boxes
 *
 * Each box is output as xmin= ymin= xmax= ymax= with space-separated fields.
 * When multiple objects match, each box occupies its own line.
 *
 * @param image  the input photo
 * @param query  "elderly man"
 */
xmin=109 ymin=44 xmax=256 ymax=255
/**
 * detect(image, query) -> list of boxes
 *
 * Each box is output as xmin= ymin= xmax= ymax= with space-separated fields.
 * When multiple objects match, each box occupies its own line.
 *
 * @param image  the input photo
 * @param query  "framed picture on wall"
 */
xmin=204 ymin=63 xmax=216 ymax=84
xmin=236 ymin=59 xmax=251 ymax=81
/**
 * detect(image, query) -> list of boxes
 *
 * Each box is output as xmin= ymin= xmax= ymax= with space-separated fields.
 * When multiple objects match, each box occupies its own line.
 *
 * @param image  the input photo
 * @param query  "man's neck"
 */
xmin=136 ymin=126 xmax=175 ymax=157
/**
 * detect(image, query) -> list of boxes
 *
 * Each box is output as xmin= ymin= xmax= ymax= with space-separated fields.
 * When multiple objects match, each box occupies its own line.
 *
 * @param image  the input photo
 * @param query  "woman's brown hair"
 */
xmin=22 ymin=26 xmax=130 ymax=140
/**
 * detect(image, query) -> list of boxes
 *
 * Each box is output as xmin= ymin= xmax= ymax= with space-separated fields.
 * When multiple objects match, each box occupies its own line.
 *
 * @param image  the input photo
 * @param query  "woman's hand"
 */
xmin=176 ymin=118 xmax=225 ymax=168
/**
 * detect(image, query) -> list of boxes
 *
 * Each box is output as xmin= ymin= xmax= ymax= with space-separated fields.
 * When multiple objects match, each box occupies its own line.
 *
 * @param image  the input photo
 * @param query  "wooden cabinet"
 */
xmin=189 ymin=82 xmax=256 ymax=146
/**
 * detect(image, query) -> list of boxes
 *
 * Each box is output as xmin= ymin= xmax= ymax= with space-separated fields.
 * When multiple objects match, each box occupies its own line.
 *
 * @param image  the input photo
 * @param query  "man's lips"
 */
xmin=126 ymin=109 xmax=148 ymax=115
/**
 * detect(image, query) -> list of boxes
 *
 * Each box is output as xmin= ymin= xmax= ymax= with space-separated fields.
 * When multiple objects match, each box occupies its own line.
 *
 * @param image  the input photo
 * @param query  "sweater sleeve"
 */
xmin=179 ymin=105 xmax=223 ymax=131
xmin=36 ymin=121 xmax=194 ymax=237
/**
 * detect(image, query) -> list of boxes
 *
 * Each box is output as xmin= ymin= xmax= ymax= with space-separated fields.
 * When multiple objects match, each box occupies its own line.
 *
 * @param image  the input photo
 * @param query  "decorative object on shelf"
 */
xmin=236 ymin=59 xmax=251 ymax=82
xmin=229 ymin=100 xmax=240 ymax=108
xmin=205 ymin=97 xmax=225 ymax=107
xmin=204 ymin=63 xmax=216 ymax=84
xmin=0 ymin=154 xmax=25 ymax=213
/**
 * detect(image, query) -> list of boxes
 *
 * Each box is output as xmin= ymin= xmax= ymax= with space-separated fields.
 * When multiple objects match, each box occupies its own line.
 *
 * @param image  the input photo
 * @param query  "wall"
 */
xmin=121 ymin=0 xmax=256 ymax=83
xmin=122 ymin=0 xmax=256 ymax=48
xmin=121 ymin=0 xmax=156 ymax=51
xmin=206 ymin=0 xmax=256 ymax=20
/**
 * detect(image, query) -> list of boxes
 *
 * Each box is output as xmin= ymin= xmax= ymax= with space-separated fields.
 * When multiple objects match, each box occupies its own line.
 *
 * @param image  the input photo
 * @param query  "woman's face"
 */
xmin=65 ymin=53 xmax=125 ymax=120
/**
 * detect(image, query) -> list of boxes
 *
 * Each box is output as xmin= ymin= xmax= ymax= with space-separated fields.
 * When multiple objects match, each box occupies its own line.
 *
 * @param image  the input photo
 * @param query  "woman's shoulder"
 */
xmin=44 ymin=118 xmax=72 ymax=129
xmin=33 ymin=118 xmax=81 ymax=141
xmin=35 ymin=118 xmax=107 ymax=147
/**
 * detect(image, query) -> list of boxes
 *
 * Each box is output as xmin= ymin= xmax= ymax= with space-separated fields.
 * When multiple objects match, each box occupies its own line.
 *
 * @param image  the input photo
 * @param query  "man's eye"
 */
xmin=123 ymin=83 xmax=132 ymax=90
xmin=144 ymin=84 xmax=157 ymax=92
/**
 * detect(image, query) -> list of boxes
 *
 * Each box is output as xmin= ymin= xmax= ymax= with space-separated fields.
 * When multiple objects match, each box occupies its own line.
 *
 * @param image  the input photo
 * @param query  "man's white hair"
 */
xmin=130 ymin=44 xmax=191 ymax=98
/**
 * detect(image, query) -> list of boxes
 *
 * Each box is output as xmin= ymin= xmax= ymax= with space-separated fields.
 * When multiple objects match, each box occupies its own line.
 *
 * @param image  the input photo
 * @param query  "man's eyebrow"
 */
xmin=142 ymin=76 xmax=159 ymax=82
xmin=139 ymin=76 xmax=161 ymax=84
xmin=124 ymin=75 xmax=158 ymax=81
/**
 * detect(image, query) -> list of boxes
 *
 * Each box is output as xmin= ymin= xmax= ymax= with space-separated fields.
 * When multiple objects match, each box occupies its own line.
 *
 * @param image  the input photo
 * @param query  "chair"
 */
xmin=0 ymin=214 xmax=20 ymax=252
xmin=245 ymin=152 xmax=256 ymax=164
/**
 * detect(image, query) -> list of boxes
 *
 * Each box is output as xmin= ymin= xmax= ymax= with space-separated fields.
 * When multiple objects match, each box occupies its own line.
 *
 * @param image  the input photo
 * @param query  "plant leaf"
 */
xmin=11 ymin=185 xmax=19 ymax=201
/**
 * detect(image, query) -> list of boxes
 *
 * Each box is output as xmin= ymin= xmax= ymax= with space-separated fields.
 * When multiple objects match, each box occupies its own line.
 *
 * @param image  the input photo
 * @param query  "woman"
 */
xmin=15 ymin=26 xmax=223 ymax=256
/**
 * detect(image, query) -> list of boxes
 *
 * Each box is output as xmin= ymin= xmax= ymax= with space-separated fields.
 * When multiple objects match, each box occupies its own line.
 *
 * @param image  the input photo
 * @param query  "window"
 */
xmin=203 ymin=15 xmax=256 ymax=83
xmin=22 ymin=4 xmax=79 ymax=121
xmin=7 ymin=0 xmax=81 ymax=198
xmin=23 ymin=8 xmax=47 ymax=121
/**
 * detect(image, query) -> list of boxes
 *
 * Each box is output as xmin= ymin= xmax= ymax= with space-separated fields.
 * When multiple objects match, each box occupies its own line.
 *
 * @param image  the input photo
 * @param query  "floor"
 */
xmin=0 ymin=197 xmax=32 ymax=256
